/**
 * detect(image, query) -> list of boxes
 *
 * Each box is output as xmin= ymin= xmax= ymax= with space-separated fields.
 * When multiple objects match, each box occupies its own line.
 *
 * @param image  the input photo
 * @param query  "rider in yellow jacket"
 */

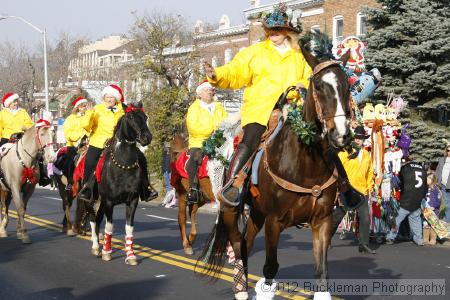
xmin=203 ymin=7 xmax=312 ymax=203
xmin=78 ymin=85 xmax=157 ymax=202
xmin=62 ymin=96 xmax=89 ymax=190
xmin=0 ymin=92 xmax=51 ymax=186
xmin=0 ymin=92 xmax=33 ymax=145
xmin=185 ymin=80 xmax=227 ymax=202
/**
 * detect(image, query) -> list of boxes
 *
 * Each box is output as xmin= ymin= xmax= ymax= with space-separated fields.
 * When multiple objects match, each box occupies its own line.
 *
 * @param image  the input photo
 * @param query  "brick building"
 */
xmin=197 ymin=0 xmax=379 ymax=68
xmin=192 ymin=0 xmax=379 ymax=110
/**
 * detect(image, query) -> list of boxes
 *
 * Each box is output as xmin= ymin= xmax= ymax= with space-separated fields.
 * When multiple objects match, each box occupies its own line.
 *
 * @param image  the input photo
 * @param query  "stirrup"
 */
xmin=218 ymin=179 xmax=241 ymax=207
xmin=187 ymin=187 xmax=200 ymax=204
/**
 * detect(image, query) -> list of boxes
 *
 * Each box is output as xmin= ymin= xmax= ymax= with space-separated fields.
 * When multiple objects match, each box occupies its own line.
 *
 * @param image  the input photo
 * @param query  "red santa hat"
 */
xmin=35 ymin=119 xmax=51 ymax=128
xmin=195 ymin=80 xmax=213 ymax=94
xmin=102 ymin=84 xmax=124 ymax=102
xmin=2 ymin=92 xmax=19 ymax=107
xmin=71 ymin=96 xmax=88 ymax=108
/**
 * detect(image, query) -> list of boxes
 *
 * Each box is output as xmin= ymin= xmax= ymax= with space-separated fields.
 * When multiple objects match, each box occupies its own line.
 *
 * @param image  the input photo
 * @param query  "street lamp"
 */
xmin=0 ymin=15 xmax=50 ymax=112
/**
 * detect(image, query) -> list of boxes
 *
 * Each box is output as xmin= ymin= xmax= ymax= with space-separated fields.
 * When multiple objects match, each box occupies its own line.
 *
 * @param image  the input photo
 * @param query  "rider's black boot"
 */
xmin=138 ymin=151 xmax=158 ymax=202
xmin=187 ymin=176 xmax=200 ymax=204
xmin=219 ymin=143 xmax=252 ymax=204
xmin=38 ymin=158 xmax=51 ymax=187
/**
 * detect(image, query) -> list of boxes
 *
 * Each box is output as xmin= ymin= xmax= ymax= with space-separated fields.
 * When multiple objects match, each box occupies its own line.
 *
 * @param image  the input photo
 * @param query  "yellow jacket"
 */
xmin=208 ymin=39 xmax=312 ymax=127
xmin=64 ymin=113 xmax=88 ymax=147
xmin=186 ymin=99 xmax=227 ymax=148
xmin=0 ymin=108 xmax=33 ymax=139
xmin=82 ymin=103 xmax=124 ymax=149
xmin=338 ymin=149 xmax=374 ymax=195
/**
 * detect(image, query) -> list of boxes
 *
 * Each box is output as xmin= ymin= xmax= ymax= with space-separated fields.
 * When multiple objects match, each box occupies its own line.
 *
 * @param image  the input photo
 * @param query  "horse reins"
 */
xmin=260 ymin=61 xmax=352 ymax=212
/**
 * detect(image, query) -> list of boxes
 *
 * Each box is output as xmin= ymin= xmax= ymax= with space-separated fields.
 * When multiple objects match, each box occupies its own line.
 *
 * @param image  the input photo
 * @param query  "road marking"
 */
xmin=7 ymin=210 xmax=314 ymax=299
xmin=146 ymin=214 xmax=191 ymax=224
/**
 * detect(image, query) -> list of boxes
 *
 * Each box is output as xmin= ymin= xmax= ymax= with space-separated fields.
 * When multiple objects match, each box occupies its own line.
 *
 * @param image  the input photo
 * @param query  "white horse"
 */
xmin=207 ymin=113 xmax=242 ymax=203
xmin=0 ymin=126 xmax=56 ymax=243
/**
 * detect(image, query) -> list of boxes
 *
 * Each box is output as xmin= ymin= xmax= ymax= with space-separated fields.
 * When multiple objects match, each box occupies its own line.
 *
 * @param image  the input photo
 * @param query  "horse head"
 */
xmin=36 ymin=126 xmax=56 ymax=163
xmin=301 ymin=45 xmax=352 ymax=148
xmin=118 ymin=102 xmax=152 ymax=146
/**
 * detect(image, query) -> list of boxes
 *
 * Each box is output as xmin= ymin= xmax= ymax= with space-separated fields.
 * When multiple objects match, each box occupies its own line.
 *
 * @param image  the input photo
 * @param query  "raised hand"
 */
xmin=203 ymin=61 xmax=216 ymax=80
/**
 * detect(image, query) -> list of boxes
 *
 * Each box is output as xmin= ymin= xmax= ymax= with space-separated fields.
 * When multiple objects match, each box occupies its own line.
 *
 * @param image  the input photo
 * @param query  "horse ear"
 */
xmin=338 ymin=49 xmax=351 ymax=67
xmin=300 ymin=42 xmax=319 ymax=70
xmin=121 ymin=103 xmax=128 ymax=111
xmin=135 ymin=101 xmax=143 ymax=109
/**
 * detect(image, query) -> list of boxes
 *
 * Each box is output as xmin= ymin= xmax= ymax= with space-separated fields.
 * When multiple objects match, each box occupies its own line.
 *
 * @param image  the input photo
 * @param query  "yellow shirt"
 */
xmin=63 ymin=113 xmax=88 ymax=147
xmin=208 ymin=39 xmax=312 ymax=127
xmin=186 ymin=99 xmax=227 ymax=148
xmin=0 ymin=108 xmax=33 ymax=139
xmin=338 ymin=149 xmax=374 ymax=195
xmin=82 ymin=103 xmax=124 ymax=149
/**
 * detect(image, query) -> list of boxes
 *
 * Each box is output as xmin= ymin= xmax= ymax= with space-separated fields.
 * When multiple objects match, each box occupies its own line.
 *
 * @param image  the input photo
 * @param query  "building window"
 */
xmin=357 ymin=12 xmax=367 ymax=36
xmin=224 ymin=49 xmax=233 ymax=64
xmin=333 ymin=15 xmax=344 ymax=46
xmin=311 ymin=25 xmax=320 ymax=34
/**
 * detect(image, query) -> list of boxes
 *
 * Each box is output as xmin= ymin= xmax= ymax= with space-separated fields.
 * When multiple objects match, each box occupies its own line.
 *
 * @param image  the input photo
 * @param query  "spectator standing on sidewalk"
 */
xmin=435 ymin=144 xmax=450 ymax=223
xmin=161 ymin=142 xmax=177 ymax=208
xmin=386 ymin=157 xmax=427 ymax=246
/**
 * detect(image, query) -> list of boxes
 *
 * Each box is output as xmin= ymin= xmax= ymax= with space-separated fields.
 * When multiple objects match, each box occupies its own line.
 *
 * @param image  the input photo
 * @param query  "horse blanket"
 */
xmin=170 ymin=151 xmax=209 ymax=187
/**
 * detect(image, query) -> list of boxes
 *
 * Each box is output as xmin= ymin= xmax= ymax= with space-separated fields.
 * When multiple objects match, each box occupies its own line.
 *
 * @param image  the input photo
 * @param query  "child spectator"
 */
xmin=423 ymin=173 xmax=442 ymax=245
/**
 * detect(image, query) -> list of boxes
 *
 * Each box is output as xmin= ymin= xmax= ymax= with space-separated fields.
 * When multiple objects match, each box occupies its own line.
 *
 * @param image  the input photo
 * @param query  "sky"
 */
xmin=0 ymin=0 xmax=272 ymax=49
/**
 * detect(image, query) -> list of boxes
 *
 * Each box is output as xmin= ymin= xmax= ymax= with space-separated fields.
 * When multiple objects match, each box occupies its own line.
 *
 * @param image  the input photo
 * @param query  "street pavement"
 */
xmin=0 ymin=187 xmax=449 ymax=300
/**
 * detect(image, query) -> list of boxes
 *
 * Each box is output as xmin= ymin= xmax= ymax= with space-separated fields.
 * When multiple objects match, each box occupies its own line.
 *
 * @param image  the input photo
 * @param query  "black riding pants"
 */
xmin=241 ymin=123 xmax=266 ymax=152
xmin=332 ymin=197 xmax=370 ymax=245
xmin=83 ymin=145 xmax=103 ymax=183
xmin=64 ymin=146 xmax=77 ymax=184
xmin=186 ymin=148 xmax=203 ymax=187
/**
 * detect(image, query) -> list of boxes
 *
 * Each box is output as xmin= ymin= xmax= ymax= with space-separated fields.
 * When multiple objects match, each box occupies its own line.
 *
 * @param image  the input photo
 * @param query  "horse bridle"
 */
xmin=123 ymin=107 xmax=146 ymax=144
xmin=19 ymin=127 xmax=53 ymax=162
xmin=310 ymin=60 xmax=353 ymax=124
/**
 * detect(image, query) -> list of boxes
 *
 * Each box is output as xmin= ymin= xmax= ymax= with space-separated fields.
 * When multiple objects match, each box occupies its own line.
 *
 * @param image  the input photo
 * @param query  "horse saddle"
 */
xmin=172 ymin=151 xmax=209 ymax=180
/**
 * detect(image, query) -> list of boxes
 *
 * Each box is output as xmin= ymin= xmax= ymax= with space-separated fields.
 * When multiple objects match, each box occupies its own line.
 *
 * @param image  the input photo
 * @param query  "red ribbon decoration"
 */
xmin=125 ymin=106 xmax=144 ymax=113
xmin=21 ymin=167 xmax=37 ymax=185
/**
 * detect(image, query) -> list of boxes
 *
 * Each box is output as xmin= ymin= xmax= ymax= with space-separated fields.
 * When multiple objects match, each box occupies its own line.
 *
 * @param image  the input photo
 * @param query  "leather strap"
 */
xmin=262 ymin=142 xmax=338 ymax=197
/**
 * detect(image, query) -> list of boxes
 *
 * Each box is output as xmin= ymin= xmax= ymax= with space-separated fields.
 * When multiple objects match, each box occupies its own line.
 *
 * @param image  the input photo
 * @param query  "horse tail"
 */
xmin=195 ymin=209 xmax=229 ymax=280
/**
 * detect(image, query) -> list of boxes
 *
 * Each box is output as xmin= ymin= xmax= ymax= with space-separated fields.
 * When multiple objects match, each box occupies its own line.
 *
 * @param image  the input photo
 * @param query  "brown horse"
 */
xmin=197 ymin=48 xmax=352 ymax=299
xmin=170 ymin=134 xmax=215 ymax=255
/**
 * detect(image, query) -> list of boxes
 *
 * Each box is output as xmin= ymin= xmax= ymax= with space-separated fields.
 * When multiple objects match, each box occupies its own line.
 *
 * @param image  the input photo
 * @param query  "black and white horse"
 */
xmin=88 ymin=102 xmax=152 ymax=266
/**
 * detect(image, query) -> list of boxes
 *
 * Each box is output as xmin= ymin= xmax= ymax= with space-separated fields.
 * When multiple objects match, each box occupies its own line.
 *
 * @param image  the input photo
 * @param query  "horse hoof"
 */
xmin=91 ymin=248 xmax=100 ymax=257
xmin=66 ymin=229 xmax=76 ymax=237
xmin=184 ymin=247 xmax=194 ymax=255
xmin=102 ymin=253 xmax=112 ymax=261
xmin=234 ymin=291 xmax=248 ymax=300
xmin=0 ymin=231 xmax=7 ymax=238
xmin=126 ymin=258 xmax=138 ymax=266
xmin=21 ymin=236 xmax=31 ymax=244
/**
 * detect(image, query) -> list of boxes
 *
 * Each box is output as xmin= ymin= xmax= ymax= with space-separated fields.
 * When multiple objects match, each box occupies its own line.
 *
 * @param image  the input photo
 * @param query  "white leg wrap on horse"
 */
xmin=125 ymin=235 xmax=136 ymax=261
xmin=234 ymin=291 xmax=248 ymax=300
xmin=313 ymin=292 xmax=332 ymax=300
xmin=105 ymin=222 xmax=113 ymax=234
xmin=90 ymin=221 xmax=99 ymax=249
xmin=125 ymin=224 xmax=134 ymax=236
xmin=254 ymin=278 xmax=276 ymax=300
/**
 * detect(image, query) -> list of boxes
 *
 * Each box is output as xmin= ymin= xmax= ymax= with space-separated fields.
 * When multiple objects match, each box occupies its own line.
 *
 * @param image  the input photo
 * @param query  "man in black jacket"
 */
xmin=386 ymin=157 xmax=427 ymax=245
